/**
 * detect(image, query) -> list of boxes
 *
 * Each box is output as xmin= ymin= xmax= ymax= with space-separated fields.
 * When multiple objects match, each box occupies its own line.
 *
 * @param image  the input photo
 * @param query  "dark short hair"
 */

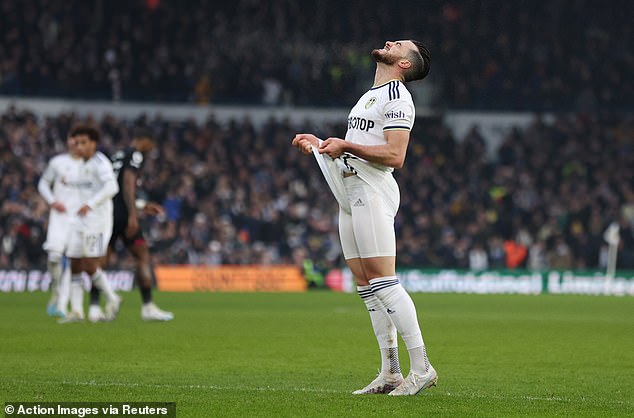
xmin=69 ymin=124 xmax=101 ymax=142
xmin=132 ymin=127 xmax=154 ymax=141
xmin=404 ymin=40 xmax=431 ymax=82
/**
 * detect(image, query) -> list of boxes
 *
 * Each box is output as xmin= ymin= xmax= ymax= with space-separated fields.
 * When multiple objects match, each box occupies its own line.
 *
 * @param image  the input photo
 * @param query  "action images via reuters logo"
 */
xmin=4 ymin=402 xmax=176 ymax=417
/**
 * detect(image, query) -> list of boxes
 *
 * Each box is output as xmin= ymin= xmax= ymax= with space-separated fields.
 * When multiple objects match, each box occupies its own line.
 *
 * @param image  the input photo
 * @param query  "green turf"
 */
xmin=1 ymin=291 xmax=633 ymax=417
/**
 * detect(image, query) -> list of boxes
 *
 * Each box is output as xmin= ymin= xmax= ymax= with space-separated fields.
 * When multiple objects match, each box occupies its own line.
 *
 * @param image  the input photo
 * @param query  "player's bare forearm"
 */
xmin=319 ymin=131 xmax=410 ymax=168
xmin=341 ymin=142 xmax=405 ymax=168
xmin=122 ymin=169 xmax=138 ymax=220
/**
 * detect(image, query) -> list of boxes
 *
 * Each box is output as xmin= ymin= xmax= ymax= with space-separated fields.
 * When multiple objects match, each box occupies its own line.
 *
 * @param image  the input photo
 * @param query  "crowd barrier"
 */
xmin=0 ymin=270 xmax=134 ymax=292
xmin=2 ymin=267 xmax=632 ymax=296
xmin=0 ymin=266 xmax=306 ymax=293
xmin=328 ymin=268 xmax=634 ymax=296
xmin=154 ymin=265 xmax=306 ymax=292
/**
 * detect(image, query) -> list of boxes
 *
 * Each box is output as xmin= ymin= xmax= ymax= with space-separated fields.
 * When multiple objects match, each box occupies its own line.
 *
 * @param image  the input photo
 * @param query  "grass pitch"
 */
xmin=1 ymin=291 xmax=633 ymax=417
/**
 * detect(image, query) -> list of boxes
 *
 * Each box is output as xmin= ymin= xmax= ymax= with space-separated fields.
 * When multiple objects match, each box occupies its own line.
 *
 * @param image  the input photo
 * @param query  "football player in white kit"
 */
xmin=62 ymin=125 xmax=121 ymax=322
xmin=38 ymin=135 xmax=83 ymax=318
xmin=292 ymin=40 xmax=436 ymax=396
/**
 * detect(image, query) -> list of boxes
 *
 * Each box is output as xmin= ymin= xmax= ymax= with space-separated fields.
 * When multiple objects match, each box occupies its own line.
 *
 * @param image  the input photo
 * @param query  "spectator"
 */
xmin=468 ymin=243 xmax=489 ymax=271
xmin=1 ymin=108 xmax=633 ymax=272
xmin=548 ymin=236 xmax=574 ymax=270
xmin=0 ymin=0 xmax=632 ymax=110
xmin=527 ymin=240 xmax=548 ymax=271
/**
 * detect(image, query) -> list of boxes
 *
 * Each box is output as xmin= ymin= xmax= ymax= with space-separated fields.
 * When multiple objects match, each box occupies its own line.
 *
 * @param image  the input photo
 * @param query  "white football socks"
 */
xmin=369 ymin=276 xmax=431 ymax=375
xmin=57 ymin=266 xmax=71 ymax=313
xmin=47 ymin=256 xmax=63 ymax=304
xmin=357 ymin=285 xmax=401 ymax=376
xmin=91 ymin=269 xmax=117 ymax=302
xmin=70 ymin=274 xmax=84 ymax=315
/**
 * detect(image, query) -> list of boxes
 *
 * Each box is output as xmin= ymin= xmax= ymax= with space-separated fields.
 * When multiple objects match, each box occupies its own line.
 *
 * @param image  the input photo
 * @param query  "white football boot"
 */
xmin=104 ymin=294 xmax=121 ymax=321
xmin=352 ymin=372 xmax=404 ymax=395
xmin=88 ymin=305 xmax=107 ymax=323
xmin=388 ymin=366 xmax=438 ymax=396
xmin=141 ymin=303 xmax=174 ymax=321
xmin=58 ymin=311 xmax=84 ymax=324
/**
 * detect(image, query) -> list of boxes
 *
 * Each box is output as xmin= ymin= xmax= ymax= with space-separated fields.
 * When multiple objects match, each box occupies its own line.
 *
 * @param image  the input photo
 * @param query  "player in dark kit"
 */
xmin=88 ymin=129 xmax=174 ymax=322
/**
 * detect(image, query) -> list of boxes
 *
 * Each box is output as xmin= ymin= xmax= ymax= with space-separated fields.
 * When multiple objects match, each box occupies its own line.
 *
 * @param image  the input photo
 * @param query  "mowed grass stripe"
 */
xmin=1 ymin=291 xmax=632 ymax=417
xmin=4 ymin=378 xmax=634 ymax=407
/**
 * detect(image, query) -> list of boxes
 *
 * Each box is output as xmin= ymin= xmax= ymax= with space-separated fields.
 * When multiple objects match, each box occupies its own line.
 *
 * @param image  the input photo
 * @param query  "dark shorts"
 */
xmin=110 ymin=211 xmax=146 ymax=249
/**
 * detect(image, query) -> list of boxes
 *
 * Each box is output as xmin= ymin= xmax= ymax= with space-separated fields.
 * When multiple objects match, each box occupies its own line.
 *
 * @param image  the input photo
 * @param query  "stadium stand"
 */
xmin=0 ymin=0 xmax=632 ymax=110
xmin=1 ymin=0 xmax=633 ymax=274
xmin=1 ymin=107 xmax=633 ymax=272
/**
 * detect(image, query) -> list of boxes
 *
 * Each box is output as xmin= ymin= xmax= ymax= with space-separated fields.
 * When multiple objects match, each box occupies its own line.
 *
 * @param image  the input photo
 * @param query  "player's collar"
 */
xmin=370 ymin=79 xmax=402 ymax=90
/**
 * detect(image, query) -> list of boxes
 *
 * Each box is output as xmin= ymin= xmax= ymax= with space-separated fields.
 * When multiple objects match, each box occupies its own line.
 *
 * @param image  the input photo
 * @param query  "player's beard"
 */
xmin=371 ymin=49 xmax=398 ymax=65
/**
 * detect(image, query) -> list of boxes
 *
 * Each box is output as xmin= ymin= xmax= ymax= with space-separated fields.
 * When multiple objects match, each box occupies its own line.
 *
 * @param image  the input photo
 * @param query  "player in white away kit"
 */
xmin=38 ymin=136 xmax=83 ymax=318
xmin=62 ymin=125 xmax=121 ymax=323
xmin=292 ymin=40 xmax=436 ymax=396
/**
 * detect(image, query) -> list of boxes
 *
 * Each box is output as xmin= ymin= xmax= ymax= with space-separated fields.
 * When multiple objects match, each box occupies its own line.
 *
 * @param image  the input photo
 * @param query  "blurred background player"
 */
xmin=61 ymin=125 xmax=121 ymax=323
xmin=37 ymin=134 xmax=83 ymax=318
xmin=88 ymin=128 xmax=174 ymax=322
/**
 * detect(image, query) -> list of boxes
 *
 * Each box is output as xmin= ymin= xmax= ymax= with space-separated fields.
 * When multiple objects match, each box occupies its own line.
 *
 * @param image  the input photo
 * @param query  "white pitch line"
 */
xmin=4 ymin=379 xmax=633 ymax=408
xmin=61 ymin=380 xmax=343 ymax=394
xmin=441 ymin=391 xmax=632 ymax=407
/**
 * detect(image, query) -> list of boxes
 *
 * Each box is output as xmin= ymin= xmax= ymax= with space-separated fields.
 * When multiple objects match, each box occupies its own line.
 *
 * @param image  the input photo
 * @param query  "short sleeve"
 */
xmin=128 ymin=151 xmax=144 ymax=170
xmin=98 ymin=158 xmax=117 ymax=183
xmin=382 ymin=96 xmax=415 ymax=132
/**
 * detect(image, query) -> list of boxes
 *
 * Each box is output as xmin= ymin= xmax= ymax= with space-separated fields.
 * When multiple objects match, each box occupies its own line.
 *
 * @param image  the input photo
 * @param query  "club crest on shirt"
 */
xmin=365 ymin=97 xmax=377 ymax=109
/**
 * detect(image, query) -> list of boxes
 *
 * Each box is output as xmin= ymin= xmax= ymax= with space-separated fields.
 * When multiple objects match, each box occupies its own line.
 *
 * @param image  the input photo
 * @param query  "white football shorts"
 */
xmin=42 ymin=211 xmax=74 ymax=255
xmin=66 ymin=219 xmax=113 ymax=258
xmin=338 ymin=175 xmax=398 ymax=260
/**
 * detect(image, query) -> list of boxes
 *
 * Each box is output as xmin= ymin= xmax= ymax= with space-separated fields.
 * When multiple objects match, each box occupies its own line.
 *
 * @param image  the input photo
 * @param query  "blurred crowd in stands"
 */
xmin=1 ymin=0 xmax=632 ymax=110
xmin=1 ymin=0 xmax=633 ymax=274
xmin=1 ymin=107 xmax=633 ymax=272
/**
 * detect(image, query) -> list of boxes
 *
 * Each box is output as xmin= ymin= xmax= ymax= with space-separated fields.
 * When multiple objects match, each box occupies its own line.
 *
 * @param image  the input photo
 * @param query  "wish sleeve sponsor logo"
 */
xmin=384 ymin=110 xmax=406 ymax=120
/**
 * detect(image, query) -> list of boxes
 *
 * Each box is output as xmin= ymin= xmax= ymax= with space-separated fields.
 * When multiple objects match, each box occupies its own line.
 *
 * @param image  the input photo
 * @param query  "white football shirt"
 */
xmin=38 ymin=153 xmax=83 ymax=214
xmin=76 ymin=151 xmax=119 ymax=231
xmin=344 ymin=79 xmax=415 ymax=173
